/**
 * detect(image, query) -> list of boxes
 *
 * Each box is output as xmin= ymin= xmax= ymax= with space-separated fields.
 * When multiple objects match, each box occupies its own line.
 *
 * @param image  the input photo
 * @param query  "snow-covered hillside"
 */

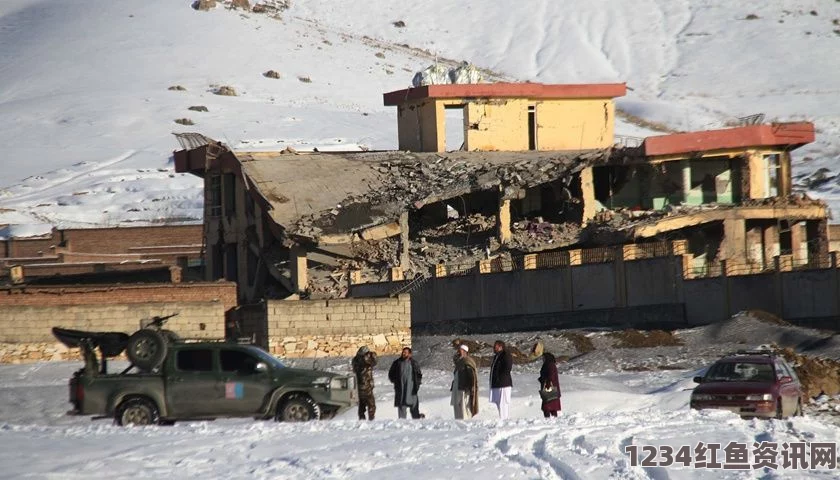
xmin=0 ymin=0 xmax=838 ymax=228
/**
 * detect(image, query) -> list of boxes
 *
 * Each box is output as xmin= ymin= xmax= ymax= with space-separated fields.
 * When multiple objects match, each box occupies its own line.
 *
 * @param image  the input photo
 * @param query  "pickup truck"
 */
xmin=56 ymin=327 xmax=357 ymax=426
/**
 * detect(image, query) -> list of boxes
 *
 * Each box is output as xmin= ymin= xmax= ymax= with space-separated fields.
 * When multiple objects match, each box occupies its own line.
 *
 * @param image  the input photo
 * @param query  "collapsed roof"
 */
xmin=237 ymin=149 xmax=616 ymax=243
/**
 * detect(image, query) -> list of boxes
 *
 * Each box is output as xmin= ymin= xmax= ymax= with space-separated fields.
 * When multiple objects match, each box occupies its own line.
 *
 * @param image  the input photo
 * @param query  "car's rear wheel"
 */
xmin=116 ymin=397 xmax=160 ymax=426
xmin=276 ymin=394 xmax=321 ymax=422
xmin=775 ymin=399 xmax=784 ymax=419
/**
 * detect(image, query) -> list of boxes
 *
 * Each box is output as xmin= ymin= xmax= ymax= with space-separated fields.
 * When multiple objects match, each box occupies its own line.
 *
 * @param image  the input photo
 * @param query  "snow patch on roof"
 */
xmin=0 ymin=223 xmax=54 ymax=240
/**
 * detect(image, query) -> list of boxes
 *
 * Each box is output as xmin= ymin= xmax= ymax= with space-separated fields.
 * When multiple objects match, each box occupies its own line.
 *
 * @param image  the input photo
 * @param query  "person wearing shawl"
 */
xmin=538 ymin=352 xmax=562 ymax=418
xmin=451 ymin=344 xmax=479 ymax=419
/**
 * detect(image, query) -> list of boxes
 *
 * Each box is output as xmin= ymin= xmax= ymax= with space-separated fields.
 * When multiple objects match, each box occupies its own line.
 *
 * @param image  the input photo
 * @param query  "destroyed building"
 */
xmin=173 ymin=82 xmax=829 ymax=302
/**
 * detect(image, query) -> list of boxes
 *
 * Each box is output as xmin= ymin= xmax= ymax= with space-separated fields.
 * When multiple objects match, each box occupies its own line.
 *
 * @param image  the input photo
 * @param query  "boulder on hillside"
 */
xmin=192 ymin=0 xmax=217 ymax=11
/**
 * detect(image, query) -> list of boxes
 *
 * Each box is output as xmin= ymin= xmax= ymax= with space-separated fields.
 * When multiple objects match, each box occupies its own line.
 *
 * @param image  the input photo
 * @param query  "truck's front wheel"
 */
xmin=276 ymin=394 xmax=321 ymax=422
xmin=116 ymin=397 xmax=160 ymax=426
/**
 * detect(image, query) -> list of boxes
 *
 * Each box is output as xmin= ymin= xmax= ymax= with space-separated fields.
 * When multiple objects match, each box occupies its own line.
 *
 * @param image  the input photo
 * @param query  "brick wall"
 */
xmin=60 ymin=225 xmax=203 ymax=255
xmin=0 ymin=282 xmax=237 ymax=311
xmin=1 ymin=225 xmax=202 ymax=261
xmin=2 ymin=236 xmax=57 ymax=259
xmin=252 ymin=295 xmax=411 ymax=358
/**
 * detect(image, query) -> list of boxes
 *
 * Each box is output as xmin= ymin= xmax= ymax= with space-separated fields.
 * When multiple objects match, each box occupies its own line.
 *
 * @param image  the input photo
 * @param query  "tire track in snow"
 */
xmin=533 ymin=434 xmax=583 ymax=480
xmin=495 ymin=430 xmax=564 ymax=479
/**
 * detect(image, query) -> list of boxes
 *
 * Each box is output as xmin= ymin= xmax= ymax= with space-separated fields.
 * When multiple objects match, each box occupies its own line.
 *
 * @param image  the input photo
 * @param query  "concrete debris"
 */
xmin=585 ymin=194 xmax=826 ymax=245
xmin=292 ymin=150 xmax=605 ymax=239
xmin=511 ymin=218 xmax=582 ymax=251
xmin=742 ymin=193 xmax=825 ymax=208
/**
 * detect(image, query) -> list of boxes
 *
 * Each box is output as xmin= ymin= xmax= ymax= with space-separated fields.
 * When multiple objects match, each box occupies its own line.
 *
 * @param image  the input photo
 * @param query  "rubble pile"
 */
xmin=306 ymin=268 xmax=350 ymax=299
xmin=742 ymin=193 xmax=825 ymax=208
xmin=608 ymin=329 xmax=684 ymax=348
xmin=367 ymin=152 xmax=593 ymax=209
xmin=349 ymin=238 xmax=400 ymax=267
xmin=587 ymin=194 xmax=826 ymax=242
xmin=776 ymin=346 xmax=840 ymax=399
xmin=511 ymin=218 xmax=582 ymax=251
xmin=410 ymin=237 xmax=499 ymax=271
xmin=416 ymin=212 xmax=496 ymax=239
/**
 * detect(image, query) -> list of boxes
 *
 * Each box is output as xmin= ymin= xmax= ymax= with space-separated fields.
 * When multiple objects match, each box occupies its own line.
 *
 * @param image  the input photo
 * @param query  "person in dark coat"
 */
xmin=351 ymin=346 xmax=378 ymax=420
xmin=388 ymin=346 xmax=423 ymax=419
xmin=489 ymin=340 xmax=513 ymax=419
xmin=538 ymin=352 xmax=562 ymax=418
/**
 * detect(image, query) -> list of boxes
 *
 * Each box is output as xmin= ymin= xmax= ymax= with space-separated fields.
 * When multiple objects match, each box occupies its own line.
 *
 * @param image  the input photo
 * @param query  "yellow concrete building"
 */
xmin=383 ymin=82 xmax=627 ymax=152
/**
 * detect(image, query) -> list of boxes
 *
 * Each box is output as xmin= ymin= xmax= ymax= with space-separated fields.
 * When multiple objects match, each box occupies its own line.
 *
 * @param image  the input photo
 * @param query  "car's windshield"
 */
xmin=248 ymin=347 xmax=286 ymax=369
xmin=705 ymin=361 xmax=775 ymax=382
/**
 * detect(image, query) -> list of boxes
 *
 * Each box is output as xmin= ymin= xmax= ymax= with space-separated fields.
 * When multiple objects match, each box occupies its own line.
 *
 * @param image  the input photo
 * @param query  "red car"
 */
xmin=690 ymin=351 xmax=804 ymax=419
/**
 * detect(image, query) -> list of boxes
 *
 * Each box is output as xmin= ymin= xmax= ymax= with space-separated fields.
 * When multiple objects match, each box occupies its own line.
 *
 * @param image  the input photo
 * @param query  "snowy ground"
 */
xmin=3 ymin=351 xmax=840 ymax=479
xmin=0 ymin=0 xmax=838 ymax=229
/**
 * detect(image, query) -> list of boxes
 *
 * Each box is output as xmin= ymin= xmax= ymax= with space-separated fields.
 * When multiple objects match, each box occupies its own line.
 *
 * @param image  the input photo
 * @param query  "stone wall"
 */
xmin=248 ymin=295 xmax=411 ymax=358
xmin=0 ymin=282 xmax=236 ymax=364
xmin=0 ymin=302 xmax=225 ymax=364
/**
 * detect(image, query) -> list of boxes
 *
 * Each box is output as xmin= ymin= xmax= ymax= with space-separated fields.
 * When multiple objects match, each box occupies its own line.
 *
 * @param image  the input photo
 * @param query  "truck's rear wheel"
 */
xmin=116 ymin=397 xmax=160 ymax=426
xmin=276 ymin=394 xmax=321 ymax=422
xmin=126 ymin=330 xmax=167 ymax=371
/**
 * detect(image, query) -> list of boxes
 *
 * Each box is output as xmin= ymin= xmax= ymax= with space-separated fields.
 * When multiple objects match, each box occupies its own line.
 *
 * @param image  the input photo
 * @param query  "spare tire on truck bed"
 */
xmin=126 ymin=330 xmax=167 ymax=371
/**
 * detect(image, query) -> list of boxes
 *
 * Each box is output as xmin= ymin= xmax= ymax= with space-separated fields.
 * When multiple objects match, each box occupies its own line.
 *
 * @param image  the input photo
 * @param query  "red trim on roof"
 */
xmin=643 ymin=122 xmax=815 ymax=157
xmin=383 ymin=82 xmax=627 ymax=105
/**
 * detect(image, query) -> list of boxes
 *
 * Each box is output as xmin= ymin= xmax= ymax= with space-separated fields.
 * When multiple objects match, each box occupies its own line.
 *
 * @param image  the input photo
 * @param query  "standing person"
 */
xmin=388 ymin=347 xmax=423 ymax=419
xmin=351 ymin=346 xmax=378 ymax=421
xmin=489 ymin=340 xmax=513 ymax=419
xmin=538 ymin=352 xmax=562 ymax=418
xmin=451 ymin=344 xmax=479 ymax=419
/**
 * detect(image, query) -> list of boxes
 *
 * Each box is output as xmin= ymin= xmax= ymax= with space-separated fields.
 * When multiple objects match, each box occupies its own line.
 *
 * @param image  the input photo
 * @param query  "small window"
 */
xmin=208 ymin=175 xmax=222 ymax=217
xmin=764 ymin=154 xmax=780 ymax=197
xmin=779 ymin=220 xmax=792 ymax=255
xmin=528 ymin=105 xmax=537 ymax=151
xmin=221 ymin=349 xmax=260 ymax=374
xmin=176 ymin=349 xmax=214 ymax=372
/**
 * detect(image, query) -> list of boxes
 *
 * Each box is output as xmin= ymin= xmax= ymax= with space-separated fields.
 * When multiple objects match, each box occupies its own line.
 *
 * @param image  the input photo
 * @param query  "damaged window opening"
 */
xmin=528 ymin=105 xmax=537 ymax=151
xmin=223 ymin=173 xmax=236 ymax=216
xmin=210 ymin=244 xmax=223 ymax=280
xmin=593 ymin=166 xmax=639 ymax=211
xmin=444 ymin=105 xmax=466 ymax=151
xmin=412 ymin=190 xmax=499 ymax=254
xmin=208 ymin=175 xmax=222 ymax=217
xmin=764 ymin=154 xmax=780 ymax=197
xmin=225 ymin=244 xmax=239 ymax=283
xmin=247 ymin=249 xmax=258 ymax=287
xmin=779 ymin=220 xmax=792 ymax=255
xmin=687 ymin=157 xmax=732 ymax=205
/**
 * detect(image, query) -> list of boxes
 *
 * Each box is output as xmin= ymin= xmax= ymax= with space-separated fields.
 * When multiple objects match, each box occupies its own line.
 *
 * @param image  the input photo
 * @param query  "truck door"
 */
xmin=217 ymin=348 xmax=273 ymax=416
xmin=166 ymin=347 xmax=218 ymax=417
